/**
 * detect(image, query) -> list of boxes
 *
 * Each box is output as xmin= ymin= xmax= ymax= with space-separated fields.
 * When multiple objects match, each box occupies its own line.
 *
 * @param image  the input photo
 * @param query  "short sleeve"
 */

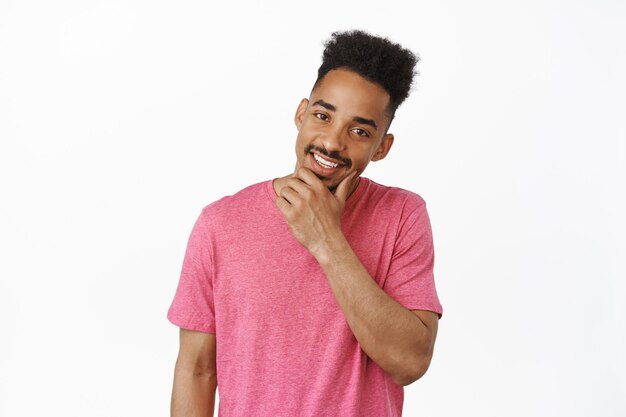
xmin=167 ymin=207 xmax=216 ymax=333
xmin=383 ymin=200 xmax=443 ymax=318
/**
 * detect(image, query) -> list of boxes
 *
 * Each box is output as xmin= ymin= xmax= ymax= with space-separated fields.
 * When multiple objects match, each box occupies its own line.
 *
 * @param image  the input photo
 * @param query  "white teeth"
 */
xmin=313 ymin=153 xmax=339 ymax=168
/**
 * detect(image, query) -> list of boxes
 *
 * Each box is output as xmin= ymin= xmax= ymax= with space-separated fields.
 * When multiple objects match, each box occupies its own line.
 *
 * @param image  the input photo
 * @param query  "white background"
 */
xmin=1 ymin=1 xmax=624 ymax=416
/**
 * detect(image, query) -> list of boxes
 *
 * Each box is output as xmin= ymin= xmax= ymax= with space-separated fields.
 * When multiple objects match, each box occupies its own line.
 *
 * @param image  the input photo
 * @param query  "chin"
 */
xmin=311 ymin=174 xmax=336 ymax=191
xmin=326 ymin=178 xmax=344 ymax=192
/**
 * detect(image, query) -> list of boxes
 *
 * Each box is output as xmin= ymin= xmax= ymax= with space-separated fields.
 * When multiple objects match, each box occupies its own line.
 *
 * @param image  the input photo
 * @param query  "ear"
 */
xmin=294 ymin=98 xmax=309 ymax=131
xmin=371 ymin=133 xmax=394 ymax=161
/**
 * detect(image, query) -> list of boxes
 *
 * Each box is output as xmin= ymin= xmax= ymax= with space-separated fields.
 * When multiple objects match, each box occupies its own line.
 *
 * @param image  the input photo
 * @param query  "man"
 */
xmin=168 ymin=29 xmax=443 ymax=417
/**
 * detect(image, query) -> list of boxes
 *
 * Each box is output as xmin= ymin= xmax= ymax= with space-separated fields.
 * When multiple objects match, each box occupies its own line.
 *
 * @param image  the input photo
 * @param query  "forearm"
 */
xmin=171 ymin=366 xmax=217 ymax=417
xmin=315 ymin=233 xmax=434 ymax=386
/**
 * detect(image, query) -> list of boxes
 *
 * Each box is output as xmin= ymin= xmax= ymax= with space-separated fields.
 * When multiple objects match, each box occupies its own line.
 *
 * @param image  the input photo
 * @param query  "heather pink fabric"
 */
xmin=167 ymin=177 xmax=442 ymax=417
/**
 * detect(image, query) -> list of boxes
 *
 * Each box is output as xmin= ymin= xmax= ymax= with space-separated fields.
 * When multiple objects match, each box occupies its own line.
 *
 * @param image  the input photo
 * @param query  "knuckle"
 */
xmin=293 ymin=197 xmax=304 ymax=209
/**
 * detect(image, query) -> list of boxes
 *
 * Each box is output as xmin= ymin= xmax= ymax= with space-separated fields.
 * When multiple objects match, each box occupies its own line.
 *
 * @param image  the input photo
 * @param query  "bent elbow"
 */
xmin=393 ymin=355 xmax=433 ymax=387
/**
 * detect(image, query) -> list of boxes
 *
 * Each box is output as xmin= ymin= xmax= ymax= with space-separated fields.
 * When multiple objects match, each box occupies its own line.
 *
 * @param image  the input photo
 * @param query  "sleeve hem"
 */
xmin=399 ymin=301 xmax=443 ymax=319
xmin=167 ymin=310 xmax=216 ymax=334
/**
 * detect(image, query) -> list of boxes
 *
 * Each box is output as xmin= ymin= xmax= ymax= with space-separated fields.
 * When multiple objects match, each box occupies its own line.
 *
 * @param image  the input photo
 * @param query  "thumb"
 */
xmin=334 ymin=171 xmax=357 ymax=204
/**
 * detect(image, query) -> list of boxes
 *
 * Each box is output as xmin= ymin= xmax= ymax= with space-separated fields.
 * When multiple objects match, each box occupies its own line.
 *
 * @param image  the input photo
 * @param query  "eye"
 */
xmin=314 ymin=112 xmax=329 ymax=121
xmin=352 ymin=128 xmax=369 ymax=137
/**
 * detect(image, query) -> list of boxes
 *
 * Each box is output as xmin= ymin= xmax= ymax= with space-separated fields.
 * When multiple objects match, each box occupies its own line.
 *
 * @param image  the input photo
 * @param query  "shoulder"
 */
xmin=362 ymin=177 xmax=427 ymax=214
xmin=362 ymin=179 xmax=434 ymax=242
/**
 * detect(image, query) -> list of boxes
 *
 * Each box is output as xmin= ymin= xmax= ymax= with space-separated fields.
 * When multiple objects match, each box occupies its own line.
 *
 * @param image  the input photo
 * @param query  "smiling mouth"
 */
xmin=312 ymin=152 xmax=341 ymax=168
xmin=306 ymin=153 xmax=351 ymax=191
xmin=304 ymin=144 xmax=351 ymax=168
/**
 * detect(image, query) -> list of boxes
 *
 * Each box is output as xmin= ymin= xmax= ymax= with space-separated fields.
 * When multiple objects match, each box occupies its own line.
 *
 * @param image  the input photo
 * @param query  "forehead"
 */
xmin=310 ymin=69 xmax=391 ymax=119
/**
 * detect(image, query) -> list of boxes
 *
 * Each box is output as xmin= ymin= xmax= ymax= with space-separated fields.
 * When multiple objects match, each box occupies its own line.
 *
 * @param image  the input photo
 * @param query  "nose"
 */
xmin=320 ymin=123 xmax=347 ymax=153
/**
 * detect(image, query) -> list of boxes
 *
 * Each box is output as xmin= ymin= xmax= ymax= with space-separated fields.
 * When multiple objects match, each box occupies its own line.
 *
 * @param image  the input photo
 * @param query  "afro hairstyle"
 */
xmin=313 ymin=29 xmax=419 ymax=127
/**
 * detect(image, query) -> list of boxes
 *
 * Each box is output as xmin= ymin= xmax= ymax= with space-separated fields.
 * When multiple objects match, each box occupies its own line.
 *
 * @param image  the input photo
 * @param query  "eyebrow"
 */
xmin=313 ymin=99 xmax=336 ymax=112
xmin=312 ymin=99 xmax=378 ymax=130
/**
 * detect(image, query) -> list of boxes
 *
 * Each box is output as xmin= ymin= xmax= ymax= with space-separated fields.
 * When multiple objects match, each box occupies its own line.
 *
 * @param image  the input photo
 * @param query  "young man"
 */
xmin=168 ymin=30 xmax=443 ymax=417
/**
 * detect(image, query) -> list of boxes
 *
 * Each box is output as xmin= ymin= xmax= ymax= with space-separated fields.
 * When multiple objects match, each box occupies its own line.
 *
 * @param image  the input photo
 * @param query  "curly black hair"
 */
xmin=313 ymin=29 xmax=419 ymax=127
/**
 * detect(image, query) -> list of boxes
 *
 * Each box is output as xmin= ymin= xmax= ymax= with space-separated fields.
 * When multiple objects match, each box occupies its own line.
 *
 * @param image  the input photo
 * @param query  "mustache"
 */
xmin=304 ymin=144 xmax=352 ymax=168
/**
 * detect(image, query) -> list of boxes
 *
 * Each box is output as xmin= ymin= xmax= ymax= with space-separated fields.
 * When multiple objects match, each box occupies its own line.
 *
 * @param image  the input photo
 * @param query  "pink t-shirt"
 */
xmin=168 ymin=177 xmax=442 ymax=417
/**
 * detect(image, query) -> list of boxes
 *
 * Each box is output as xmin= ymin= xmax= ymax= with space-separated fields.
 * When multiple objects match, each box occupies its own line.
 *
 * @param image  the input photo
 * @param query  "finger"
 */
xmin=283 ymin=176 xmax=311 ymax=195
xmin=333 ymin=171 xmax=357 ymax=203
xmin=295 ymin=167 xmax=325 ymax=191
xmin=278 ymin=185 xmax=301 ymax=206
xmin=275 ymin=195 xmax=293 ymax=214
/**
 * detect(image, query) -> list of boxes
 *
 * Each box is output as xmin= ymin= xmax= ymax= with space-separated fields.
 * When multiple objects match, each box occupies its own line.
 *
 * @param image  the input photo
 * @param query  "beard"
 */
xmin=310 ymin=170 xmax=339 ymax=192
xmin=303 ymin=144 xmax=351 ymax=193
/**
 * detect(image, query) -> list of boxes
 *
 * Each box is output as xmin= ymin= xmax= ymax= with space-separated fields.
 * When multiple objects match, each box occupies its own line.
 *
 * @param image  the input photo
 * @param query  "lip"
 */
xmin=311 ymin=151 xmax=344 ymax=166
xmin=308 ymin=152 xmax=343 ymax=177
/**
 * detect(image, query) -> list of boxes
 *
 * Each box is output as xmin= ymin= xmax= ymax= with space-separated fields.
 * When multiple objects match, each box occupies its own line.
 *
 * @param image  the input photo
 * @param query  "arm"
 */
xmin=275 ymin=168 xmax=440 ymax=386
xmin=316 ymin=236 xmax=439 ymax=386
xmin=171 ymin=329 xmax=217 ymax=417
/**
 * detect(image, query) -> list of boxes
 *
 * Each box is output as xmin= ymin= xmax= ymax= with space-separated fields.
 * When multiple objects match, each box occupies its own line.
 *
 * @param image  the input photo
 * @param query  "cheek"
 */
xmin=352 ymin=154 xmax=374 ymax=174
xmin=294 ymin=136 xmax=310 ymax=160
xmin=294 ymin=132 xmax=305 ymax=148
xmin=355 ymin=149 xmax=374 ymax=164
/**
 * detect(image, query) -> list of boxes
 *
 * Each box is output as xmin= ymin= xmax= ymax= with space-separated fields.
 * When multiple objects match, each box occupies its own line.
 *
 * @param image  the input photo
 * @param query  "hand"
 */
xmin=275 ymin=167 xmax=356 ymax=257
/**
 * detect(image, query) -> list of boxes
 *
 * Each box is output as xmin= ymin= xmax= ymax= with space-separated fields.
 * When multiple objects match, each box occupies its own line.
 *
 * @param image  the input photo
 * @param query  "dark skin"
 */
xmin=273 ymin=68 xmax=439 ymax=386
xmin=171 ymin=68 xmax=439 ymax=417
